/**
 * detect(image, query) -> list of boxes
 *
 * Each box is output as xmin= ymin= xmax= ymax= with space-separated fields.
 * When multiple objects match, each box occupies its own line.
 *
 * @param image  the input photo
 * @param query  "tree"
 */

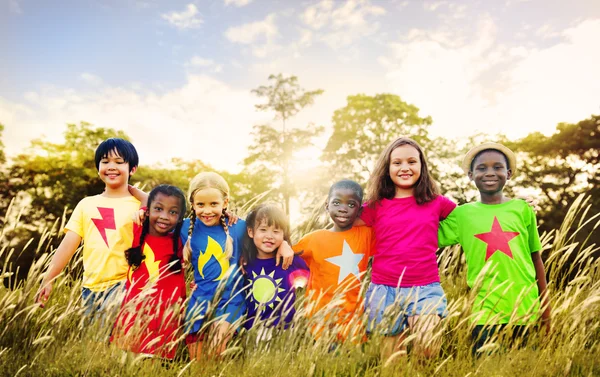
xmin=321 ymin=94 xmax=433 ymax=183
xmin=508 ymin=115 xmax=600 ymax=235
xmin=246 ymin=74 xmax=324 ymax=216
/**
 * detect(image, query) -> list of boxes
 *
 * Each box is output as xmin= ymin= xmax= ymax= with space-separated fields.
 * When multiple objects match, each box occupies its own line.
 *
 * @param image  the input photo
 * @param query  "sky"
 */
xmin=2 ymin=0 xmax=600 ymax=173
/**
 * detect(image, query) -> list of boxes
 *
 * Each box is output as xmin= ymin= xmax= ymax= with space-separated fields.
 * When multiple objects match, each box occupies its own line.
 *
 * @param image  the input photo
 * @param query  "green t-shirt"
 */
xmin=438 ymin=199 xmax=542 ymax=325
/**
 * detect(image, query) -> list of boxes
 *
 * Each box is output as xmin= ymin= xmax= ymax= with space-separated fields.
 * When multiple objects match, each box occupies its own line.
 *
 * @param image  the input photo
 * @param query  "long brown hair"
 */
xmin=366 ymin=137 xmax=439 ymax=207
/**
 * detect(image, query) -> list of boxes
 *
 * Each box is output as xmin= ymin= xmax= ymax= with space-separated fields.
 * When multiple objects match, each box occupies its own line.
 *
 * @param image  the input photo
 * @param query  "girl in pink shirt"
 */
xmin=358 ymin=137 xmax=456 ymax=360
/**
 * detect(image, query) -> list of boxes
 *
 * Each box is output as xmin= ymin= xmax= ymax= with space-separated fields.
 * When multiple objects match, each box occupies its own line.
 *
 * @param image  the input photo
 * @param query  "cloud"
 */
xmin=224 ymin=0 xmax=252 ymax=7
xmin=185 ymin=56 xmax=223 ymax=73
xmin=0 ymin=75 xmax=270 ymax=171
xmin=8 ymin=0 xmax=23 ymax=14
xmin=300 ymin=0 xmax=386 ymax=49
xmin=224 ymin=13 xmax=279 ymax=57
xmin=162 ymin=4 xmax=203 ymax=30
xmin=379 ymin=18 xmax=600 ymax=140
xmin=80 ymin=73 xmax=103 ymax=86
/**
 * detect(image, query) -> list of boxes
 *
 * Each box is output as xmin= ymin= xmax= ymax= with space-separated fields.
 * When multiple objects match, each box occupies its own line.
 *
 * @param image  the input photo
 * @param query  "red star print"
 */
xmin=474 ymin=217 xmax=520 ymax=261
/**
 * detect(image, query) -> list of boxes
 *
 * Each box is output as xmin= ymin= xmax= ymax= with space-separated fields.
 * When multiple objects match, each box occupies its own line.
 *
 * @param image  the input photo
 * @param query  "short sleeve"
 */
xmin=293 ymin=233 xmax=313 ymax=260
xmin=179 ymin=218 xmax=190 ymax=245
xmin=526 ymin=206 xmax=542 ymax=253
xmin=291 ymin=255 xmax=309 ymax=271
xmin=438 ymin=209 xmax=460 ymax=248
xmin=360 ymin=203 xmax=377 ymax=226
xmin=64 ymin=200 xmax=85 ymax=237
xmin=438 ymin=195 xmax=457 ymax=220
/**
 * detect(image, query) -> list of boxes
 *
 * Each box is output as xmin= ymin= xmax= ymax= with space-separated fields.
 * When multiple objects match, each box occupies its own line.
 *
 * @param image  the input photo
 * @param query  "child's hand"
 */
xmin=34 ymin=282 xmax=53 ymax=308
xmin=131 ymin=207 xmax=147 ymax=226
xmin=225 ymin=210 xmax=239 ymax=225
xmin=519 ymin=195 xmax=540 ymax=212
xmin=276 ymin=241 xmax=294 ymax=270
xmin=239 ymin=255 xmax=247 ymax=274
xmin=541 ymin=305 xmax=551 ymax=335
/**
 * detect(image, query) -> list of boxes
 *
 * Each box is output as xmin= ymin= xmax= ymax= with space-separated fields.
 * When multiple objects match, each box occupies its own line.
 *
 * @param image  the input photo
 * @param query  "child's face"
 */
xmin=98 ymin=149 xmax=135 ymax=189
xmin=148 ymin=193 xmax=182 ymax=237
xmin=192 ymin=188 xmax=228 ymax=227
xmin=247 ymin=219 xmax=285 ymax=258
xmin=326 ymin=188 xmax=361 ymax=232
xmin=389 ymin=145 xmax=421 ymax=195
xmin=469 ymin=150 xmax=512 ymax=195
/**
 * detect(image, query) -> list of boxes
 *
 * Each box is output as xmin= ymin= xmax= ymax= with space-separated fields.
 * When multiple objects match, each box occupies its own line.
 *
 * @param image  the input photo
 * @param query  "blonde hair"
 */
xmin=185 ymin=172 xmax=233 ymax=262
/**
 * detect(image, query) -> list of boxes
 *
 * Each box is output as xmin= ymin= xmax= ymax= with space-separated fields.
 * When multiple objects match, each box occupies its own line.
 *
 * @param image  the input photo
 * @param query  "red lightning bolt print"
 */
xmin=92 ymin=207 xmax=116 ymax=247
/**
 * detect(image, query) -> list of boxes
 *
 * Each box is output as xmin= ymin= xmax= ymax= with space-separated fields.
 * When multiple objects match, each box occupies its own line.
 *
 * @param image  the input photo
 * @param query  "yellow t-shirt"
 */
xmin=65 ymin=195 xmax=140 ymax=291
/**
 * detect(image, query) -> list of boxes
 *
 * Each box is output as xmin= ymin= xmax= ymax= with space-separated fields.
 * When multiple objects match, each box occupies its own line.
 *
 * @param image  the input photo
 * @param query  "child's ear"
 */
xmin=247 ymin=227 xmax=254 ymax=238
xmin=468 ymin=171 xmax=473 ymax=181
xmin=130 ymin=166 xmax=137 ymax=175
xmin=223 ymin=198 xmax=229 ymax=209
xmin=506 ymin=169 xmax=512 ymax=180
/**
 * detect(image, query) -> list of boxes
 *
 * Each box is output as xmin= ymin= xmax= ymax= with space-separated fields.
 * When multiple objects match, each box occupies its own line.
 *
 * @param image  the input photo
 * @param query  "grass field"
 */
xmin=1 ymin=195 xmax=599 ymax=377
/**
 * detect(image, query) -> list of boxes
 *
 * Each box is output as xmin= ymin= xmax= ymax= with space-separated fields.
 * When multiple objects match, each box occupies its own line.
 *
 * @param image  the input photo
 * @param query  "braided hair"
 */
xmin=186 ymin=172 xmax=234 ymax=261
xmin=125 ymin=184 xmax=187 ymax=273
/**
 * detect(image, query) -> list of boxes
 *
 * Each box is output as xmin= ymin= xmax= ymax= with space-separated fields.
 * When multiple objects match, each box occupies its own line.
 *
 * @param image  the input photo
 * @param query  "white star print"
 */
xmin=325 ymin=240 xmax=365 ymax=284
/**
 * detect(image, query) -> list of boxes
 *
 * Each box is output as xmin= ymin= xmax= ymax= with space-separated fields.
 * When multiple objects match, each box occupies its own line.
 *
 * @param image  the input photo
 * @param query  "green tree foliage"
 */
xmin=508 ymin=115 xmax=600 ymax=236
xmin=321 ymin=94 xmax=433 ymax=183
xmin=246 ymin=74 xmax=324 ymax=215
xmin=5 ymin=122 xmax=130 ymax=228
xmin=0 ymin=123 xmax=5 ymax=165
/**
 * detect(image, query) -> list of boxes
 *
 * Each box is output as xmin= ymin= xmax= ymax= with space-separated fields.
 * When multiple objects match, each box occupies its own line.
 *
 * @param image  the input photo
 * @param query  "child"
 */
xmin=36 ymin=138 xmax=140 ymax=325
xmin=242 ymin=203 xmax=309 ymax=336
xmin=358 ymin=137 xmax=456 ymax=359
xmin=181 ymin=172 xmax=248 ymax=359
xmin=111 ymin=184 xmax=187 ymax=360
xmin=293 ymin=180 xmax=373 ymax=341
xmin=438 ymin=142 xmax=550 ymax=353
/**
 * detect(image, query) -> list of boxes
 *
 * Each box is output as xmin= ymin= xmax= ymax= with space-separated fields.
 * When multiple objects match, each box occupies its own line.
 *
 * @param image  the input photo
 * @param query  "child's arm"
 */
xmin=35 ymin=230 xmax=82 ymax=306
xmin=128 ymin=184 xmax=148 ymax=206
xmin=276 ymin=241 xmax=295 ymax=270
xmin=532 ymin=251 xmax=551 ymax=334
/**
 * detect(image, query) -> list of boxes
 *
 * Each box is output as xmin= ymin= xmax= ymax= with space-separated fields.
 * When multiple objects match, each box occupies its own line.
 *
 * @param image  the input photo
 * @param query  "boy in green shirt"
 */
xmin=438 ymin=142 xmax=550 ymax=353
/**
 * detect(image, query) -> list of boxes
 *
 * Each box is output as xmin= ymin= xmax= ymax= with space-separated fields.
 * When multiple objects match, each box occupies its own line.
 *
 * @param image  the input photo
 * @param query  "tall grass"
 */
xmin=0 ymin=195 xmax=599 ymax=376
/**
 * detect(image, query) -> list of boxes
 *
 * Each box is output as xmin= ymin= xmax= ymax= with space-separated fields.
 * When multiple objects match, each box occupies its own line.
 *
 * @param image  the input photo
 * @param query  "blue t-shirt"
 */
xmin=180 ymin=217 xmax=247 ymax=334
xmin=244 ymin=256 xmax=309 ymax=329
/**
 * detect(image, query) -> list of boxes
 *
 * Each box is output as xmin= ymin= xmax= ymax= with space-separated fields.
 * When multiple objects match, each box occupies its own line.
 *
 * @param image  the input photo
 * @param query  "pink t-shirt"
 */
xmin=361 ymin=195 xmax=456 ymax=287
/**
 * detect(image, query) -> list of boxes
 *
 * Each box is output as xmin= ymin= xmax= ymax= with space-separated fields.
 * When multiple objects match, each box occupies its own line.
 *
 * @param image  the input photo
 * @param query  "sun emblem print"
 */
xmin=250 ymin=268 xmax=286 ymax=310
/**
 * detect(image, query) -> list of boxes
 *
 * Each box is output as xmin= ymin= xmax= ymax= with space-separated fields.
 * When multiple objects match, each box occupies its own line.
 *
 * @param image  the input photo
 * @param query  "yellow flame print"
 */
xmin=127 ymin=243 xmax=161 ymax=290
xmin=143 ymin=243 xmax=161 ymax=285
xmin=197 ymin=236 xmax=230 ymax=281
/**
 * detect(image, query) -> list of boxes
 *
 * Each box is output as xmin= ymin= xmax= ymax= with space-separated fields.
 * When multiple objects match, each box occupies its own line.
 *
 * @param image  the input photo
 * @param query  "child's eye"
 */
xmin=170 ymin=210 xmax=178 ymax=215
xmin=348 ymin=203 xmax=355 ymax=208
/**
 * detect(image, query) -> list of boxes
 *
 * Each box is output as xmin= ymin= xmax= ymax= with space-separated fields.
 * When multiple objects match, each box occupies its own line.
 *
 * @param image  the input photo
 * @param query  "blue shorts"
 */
xmin=81 ymin=281 xmax=125 ymax=326
xmin=365 ymin=282 xmax=447 ymax=336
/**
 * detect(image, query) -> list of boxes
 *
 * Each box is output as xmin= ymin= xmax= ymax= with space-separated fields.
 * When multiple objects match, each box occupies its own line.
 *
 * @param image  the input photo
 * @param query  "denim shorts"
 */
xmin=81 ymin=281 xmax=125 ymax=326
xmin=365 ymin=282 xmax=447 ymax=336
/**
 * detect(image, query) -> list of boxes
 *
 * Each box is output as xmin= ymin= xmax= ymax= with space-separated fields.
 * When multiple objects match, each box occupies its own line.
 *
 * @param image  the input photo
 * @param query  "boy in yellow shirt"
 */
xmin=36 ymin=138 xmax=141 ymax=324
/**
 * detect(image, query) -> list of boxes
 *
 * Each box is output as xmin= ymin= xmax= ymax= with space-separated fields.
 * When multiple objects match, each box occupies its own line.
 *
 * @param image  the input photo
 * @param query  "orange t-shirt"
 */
xmin=293 ymin=227 xmax=374 ymax=327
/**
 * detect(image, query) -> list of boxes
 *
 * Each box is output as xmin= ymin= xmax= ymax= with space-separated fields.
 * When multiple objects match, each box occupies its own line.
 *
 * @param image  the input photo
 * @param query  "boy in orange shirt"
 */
xmin=293 ymin=180 xmax=374 ymax=342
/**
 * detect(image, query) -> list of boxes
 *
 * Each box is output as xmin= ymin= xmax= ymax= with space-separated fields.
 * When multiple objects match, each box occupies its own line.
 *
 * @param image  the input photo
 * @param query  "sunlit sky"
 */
xmin=2 ymin=0 xmax=600 ymax=173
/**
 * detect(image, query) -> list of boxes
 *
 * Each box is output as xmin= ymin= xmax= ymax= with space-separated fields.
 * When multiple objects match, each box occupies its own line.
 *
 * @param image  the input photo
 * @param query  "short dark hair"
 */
xmin=470 ymin=149 xmax=509 ymax=172
xmin=242 ymin=203 xmax=290 ymax=265
xmin=94 ymin=138 xmax=139 ymax=172
xmin=328 ymin=179 xmax=364 ymax=202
